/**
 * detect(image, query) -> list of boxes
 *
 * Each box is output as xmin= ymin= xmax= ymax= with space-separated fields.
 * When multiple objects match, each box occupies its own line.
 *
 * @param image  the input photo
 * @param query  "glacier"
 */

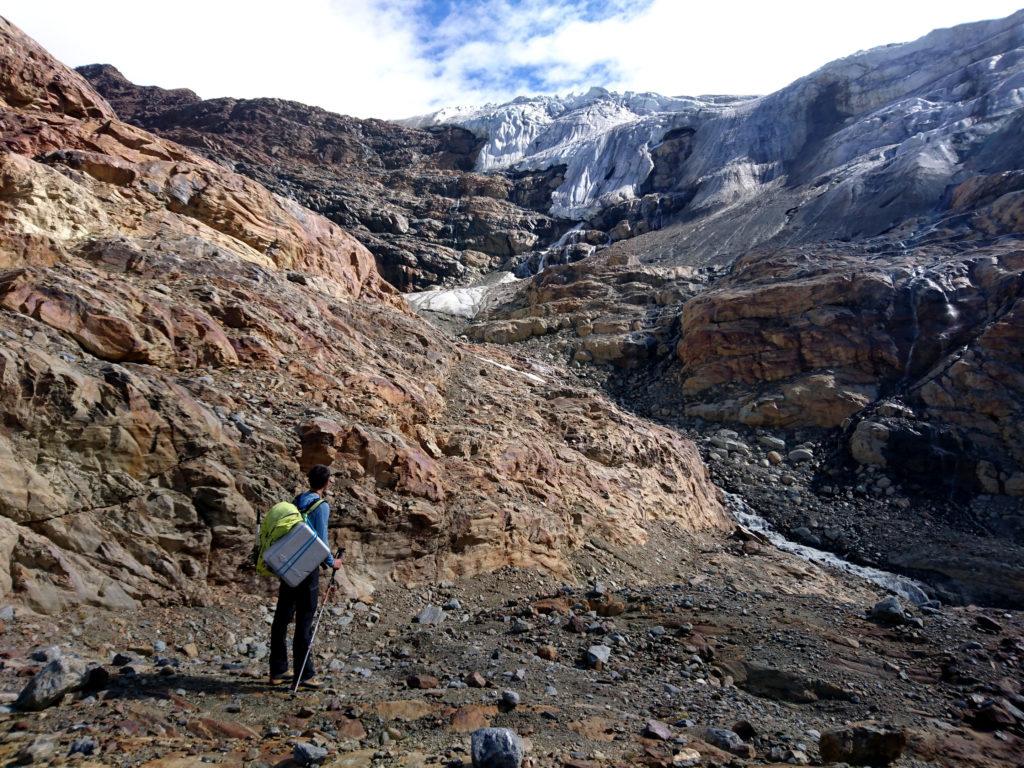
xmin=401 ymin=87 xmax=747 ymax=218
xmin=400 ymin=9 xmax=1024 ymax=241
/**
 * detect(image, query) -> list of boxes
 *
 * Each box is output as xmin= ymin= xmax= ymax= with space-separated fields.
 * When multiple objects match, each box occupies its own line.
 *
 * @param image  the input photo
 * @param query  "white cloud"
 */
xmin=3 ymin=0 xmax=451 ymax=117
xmin=3 ymin=0 xmax=1022 ymax=118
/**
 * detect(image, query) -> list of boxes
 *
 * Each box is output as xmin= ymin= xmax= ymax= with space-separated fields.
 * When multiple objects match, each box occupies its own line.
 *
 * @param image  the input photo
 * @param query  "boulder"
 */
xmin=869 ymin=596 xmax=907 ymax=625
xmin=585 ymin=645 xmax=611 ymax=668
xmin=703 ymin=727 xmax=755 ymax=758
xmin=819 ymin=724 xmax=907 ymax=766
xmin=471 ymin=727 xmax=524 ymax=768
xmin=15 ymin=656 xmax=97 ymax=711
xmin=293 ymin=742 xmax=329 ymax=766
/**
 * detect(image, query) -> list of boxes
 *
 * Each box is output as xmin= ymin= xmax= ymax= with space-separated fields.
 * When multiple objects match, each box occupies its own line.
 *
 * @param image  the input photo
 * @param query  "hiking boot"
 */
xmin=298 ymin=677 xmax=323 ymax=690
xmin=269 ymin=675 xmax=289 ymax=686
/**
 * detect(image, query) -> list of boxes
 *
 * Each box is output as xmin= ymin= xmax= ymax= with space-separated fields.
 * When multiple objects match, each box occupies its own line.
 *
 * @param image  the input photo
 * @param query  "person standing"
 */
xmin=268 ymin=464 xmax=341 ymax=688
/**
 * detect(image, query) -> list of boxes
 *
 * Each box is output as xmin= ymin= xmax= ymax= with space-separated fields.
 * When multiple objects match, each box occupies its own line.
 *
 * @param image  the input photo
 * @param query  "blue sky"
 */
xmin=4 ymin=0 xmax=1023 ymax=118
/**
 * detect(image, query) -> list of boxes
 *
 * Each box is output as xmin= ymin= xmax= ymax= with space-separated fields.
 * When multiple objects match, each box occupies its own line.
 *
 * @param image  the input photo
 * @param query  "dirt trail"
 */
xmin=1 ymin=523 xmax=1020 ymax=767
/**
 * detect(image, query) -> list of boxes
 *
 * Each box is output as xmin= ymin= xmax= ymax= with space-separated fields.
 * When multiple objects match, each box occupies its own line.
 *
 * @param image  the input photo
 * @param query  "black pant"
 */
xmin=269 ymin=571 xmax=319 ymax=682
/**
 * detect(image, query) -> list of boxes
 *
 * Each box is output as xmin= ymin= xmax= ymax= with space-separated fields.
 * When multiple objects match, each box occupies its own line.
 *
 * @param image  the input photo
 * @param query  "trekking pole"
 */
xmin=293 ymin=548 xmax=344 ymax=694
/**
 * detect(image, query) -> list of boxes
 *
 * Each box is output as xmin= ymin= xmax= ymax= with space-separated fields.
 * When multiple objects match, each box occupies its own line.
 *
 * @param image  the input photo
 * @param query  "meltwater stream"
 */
xmin=725 ymin=493 xmax=930 ymax=606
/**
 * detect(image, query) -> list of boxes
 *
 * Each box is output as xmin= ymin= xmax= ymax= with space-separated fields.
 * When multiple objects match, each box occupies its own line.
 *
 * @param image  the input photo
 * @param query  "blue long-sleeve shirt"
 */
xmin=294 ymin=491 xmax=334 ymax=567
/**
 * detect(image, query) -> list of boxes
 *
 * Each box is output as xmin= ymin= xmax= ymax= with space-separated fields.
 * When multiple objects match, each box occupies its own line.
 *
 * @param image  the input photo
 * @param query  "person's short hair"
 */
xmin=308 ymin=464 xmax=331 ymax=490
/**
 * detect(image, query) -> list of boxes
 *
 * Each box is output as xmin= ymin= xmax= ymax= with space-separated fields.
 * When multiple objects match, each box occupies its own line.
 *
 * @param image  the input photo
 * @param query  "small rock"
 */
xmin=415 ymin=605 xmax=445 ymax=625
xmin=407 ymin=674 xmax=439 ymax=690
xmin=788 ymin=448 xmax=814 ymax=463
xmin=293 ymin=741 xmax=329 ymax=766
xmin=536 ymin=645 xmax=558 ymax=661
xmin=29 ymin=646 xmax=61 ymax=663
xmin=500 ymin=690 xmax=520 ymax=708
xmin=471 ymin=727 xmax=524 ymax=768
xmin=565 ymin=615 xmax=588 ymax=634
xmin=465 ymin=671 xmax=488 ymax=688
xmin=791 ymin=526 xmax=822 ymax=548
xmin=16 ymin=736 xmax=56 ymax=764
xmin=975 ymin=615 xmax=1003 ymax=633
xmin=591 ymin=595 xmax=626 ymax=617
xmin=766 ymin=450 xmax=783 ymax=465
xmin=643 ymin=719 xmax=673 ymax=740
xmin=673 ymin=748 xmax=701 ymax=766
xmin=731 ymin=720 xmax=756 ymax=740
xmin=769 ymin=746 xmax=809 ymax=765
xmin=585 ymin=645 xmax=611 ymax=669
xmin=703 ymin=728 xmax=754 ymax=758
xmin=758 ymin=436 xmax=787 ymax=451
xmin=869 ymin=596 xmax=907 ymax=625
xmin=68 ymin=737 xmax=97 ymax=756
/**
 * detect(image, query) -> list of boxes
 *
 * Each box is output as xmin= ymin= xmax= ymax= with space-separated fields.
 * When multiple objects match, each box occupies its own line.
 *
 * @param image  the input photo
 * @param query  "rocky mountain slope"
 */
xmin=0 ymin=16 xmax=725 ymax=615
xmin=393 ymin=13 xmax=1024 ymax=607
xmin=76 ymin=64 xmax=569 ymax=291
xmin=66 ymin=11 xmax=1024 ymax=607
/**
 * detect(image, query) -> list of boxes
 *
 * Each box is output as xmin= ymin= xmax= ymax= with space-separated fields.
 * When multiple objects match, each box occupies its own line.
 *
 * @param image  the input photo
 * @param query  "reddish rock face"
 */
xmin=674 ymin=244 xmax=1024 ymax=493
xmin=463 ymin=233 xmax=1024 ymax=500
xmin=0 ymin=17 xmax=723 ymax=613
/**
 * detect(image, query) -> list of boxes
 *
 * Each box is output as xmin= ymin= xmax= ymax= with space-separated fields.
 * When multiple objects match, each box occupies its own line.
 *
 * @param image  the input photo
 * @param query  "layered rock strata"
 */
xmin=676 ymin=243 xmax=1024 ymax=496
xmin=0 ymin=18 xmax=724 ymax=613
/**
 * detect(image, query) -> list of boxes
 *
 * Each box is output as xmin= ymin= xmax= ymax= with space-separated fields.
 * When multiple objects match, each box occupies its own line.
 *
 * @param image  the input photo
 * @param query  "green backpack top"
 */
xmin=254 ymin=498 xmax=324 ymax=577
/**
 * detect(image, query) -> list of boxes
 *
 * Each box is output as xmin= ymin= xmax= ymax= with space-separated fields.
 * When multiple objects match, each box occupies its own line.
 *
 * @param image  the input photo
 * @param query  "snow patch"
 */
xmin=404 ymin=273 xmax=519 ymax=319
xmin=474 ymin=355 xmax=546 ymax=385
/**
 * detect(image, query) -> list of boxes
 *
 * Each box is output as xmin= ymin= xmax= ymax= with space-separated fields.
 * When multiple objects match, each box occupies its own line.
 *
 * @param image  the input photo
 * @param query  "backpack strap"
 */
xmin=299 ymin=497 xmax=326 ymax=521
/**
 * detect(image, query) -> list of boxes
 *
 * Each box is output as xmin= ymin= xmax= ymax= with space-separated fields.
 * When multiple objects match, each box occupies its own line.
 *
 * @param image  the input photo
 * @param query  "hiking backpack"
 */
xmin=254 ymin=497 xmax=325 ymax=577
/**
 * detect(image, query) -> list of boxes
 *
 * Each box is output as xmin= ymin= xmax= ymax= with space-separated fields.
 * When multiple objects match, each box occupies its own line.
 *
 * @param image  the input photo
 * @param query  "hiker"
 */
xmin=268 ymin=464 xmax=341 ymax=688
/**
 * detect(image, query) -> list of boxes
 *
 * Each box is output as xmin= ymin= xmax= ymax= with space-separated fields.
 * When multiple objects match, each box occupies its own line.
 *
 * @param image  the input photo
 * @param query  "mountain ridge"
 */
xmin=403 ymin=7 xmax=1024 ymax=251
